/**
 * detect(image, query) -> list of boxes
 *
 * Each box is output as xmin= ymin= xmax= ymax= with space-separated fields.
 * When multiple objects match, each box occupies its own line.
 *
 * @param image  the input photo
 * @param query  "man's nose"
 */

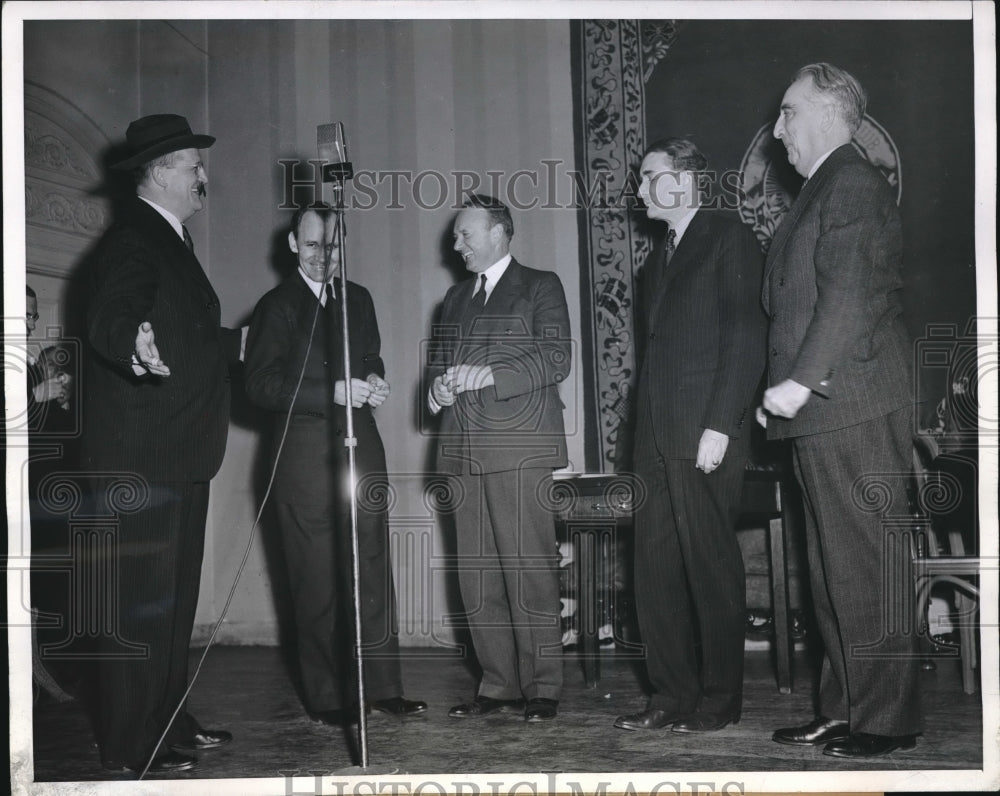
xmin=773 ymin=118 xmax=784 ymax=138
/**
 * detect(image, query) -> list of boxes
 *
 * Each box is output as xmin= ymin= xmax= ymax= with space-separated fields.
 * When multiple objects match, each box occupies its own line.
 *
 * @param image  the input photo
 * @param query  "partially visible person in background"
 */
xmin=25 ymin=285 xmax=70 ymax=432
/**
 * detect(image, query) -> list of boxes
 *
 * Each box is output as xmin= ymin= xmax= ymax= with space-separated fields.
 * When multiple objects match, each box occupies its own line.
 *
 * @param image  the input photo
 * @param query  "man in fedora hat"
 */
xmin=82 ymin=114 xmax=243 ymax=775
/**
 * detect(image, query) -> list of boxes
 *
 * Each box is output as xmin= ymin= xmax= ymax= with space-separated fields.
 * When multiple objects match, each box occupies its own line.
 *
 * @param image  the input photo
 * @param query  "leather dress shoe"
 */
xmin=103 ymin=751 xmax=198 ymax=774
xmin=772 ymin=716 xmax=849 ymax=746
xmin=823 ymin=732 xmax=917 ymax=758
xmin=448 ymin=696 xmax=524 ymax=718
xmin=613 ymin=708 xmax=684 ymax=731
xmin=170 ymin=728 xmax=233 ymax=752
xmin=524 ymin=698 xmax=558 ymax=722
xmin=310 ymin=709 xmax=355 ymax=726
xmin=672 ymin=708 xmax=740 ymax=733
xmin=370 ymin=697 xmax=428 ymax=716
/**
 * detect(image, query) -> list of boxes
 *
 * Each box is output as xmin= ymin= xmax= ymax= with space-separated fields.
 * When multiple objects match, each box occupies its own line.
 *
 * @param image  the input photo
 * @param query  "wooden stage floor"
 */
xmin=29 ymin=644 xmax=984 ymax=783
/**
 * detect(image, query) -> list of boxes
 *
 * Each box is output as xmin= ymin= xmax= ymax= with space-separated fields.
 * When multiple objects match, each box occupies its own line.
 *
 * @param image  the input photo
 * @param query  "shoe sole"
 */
xmin=822 ymin=739 xmax=917 ymax=758
xmin=671 ymin=724 xmax=732 ymax=734
xmin=148 ymin=762 xmax=198 ymax=774
xmin=104 ymin=761 xmax=199 ymax=774
xmin=614 ymin=720 xmax=678 ymax=731
xmin=615 ymin=723 xmax=674 ymax=731
xmin=372 ymin=707 xmax=427 ymax=716
xmin=449 ymin=701 xmax=526 ymax=718
xmin=448 ymin=710 xmax=510 ymax=718
xmin=772 ymin=733 xmax=849 ymax=746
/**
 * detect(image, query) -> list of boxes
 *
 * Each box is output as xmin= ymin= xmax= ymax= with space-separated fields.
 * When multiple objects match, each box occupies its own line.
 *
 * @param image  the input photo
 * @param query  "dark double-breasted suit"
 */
xmin=82 ymin=198 xmax=241 ymax=766
xmin=430 ymin=259 xmax=571 ymax=702
xmin=763 ymin=144 xmax=921 ymax=735
xmin=244 ymin=274 xmax=402 ymax=711
xmin=632 ymin=209 xmax=766 ymax=715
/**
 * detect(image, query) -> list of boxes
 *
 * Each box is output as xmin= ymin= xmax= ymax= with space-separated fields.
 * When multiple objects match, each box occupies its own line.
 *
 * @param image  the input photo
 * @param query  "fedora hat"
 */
xmin=112 ymin=114 xmax=215 ymax=170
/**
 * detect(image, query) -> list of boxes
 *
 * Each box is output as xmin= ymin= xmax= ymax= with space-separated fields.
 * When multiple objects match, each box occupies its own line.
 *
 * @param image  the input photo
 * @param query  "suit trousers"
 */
xmin=274 ymin=500 xmax=402 ymax=712
xmin=453 ymin=467 xmax=563 ymax=701
xmin=791 ymin=405 xmax=923 ymax=735
xmin=632 ymin=451 xmax=747 ymax=714
xmin=97 ymin=479 xmax=207 ymax=766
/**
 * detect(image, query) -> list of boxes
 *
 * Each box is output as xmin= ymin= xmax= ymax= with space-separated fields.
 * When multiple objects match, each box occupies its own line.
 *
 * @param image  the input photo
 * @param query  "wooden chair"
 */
xmin=738 ymin=467 xmax=800 ymax=694
xmin=912 ymin=433 xmax=980 ymax=694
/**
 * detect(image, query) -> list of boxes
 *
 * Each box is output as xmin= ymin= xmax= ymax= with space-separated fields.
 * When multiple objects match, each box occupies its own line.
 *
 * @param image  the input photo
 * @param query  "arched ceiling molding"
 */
xmin=24 ymin=81 xmax=111 ymax=279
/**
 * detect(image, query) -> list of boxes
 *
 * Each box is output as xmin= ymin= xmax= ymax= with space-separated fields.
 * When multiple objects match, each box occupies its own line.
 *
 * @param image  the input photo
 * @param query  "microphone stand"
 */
xmin=322 ymin=135 xmax=398 ymax=776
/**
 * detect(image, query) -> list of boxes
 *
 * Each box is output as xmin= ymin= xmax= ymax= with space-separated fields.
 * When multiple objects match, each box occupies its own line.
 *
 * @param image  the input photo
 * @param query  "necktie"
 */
xmin=324 ymin=282 xmax=335 ymax=310
xmin=182 ymin=225 xmax=195 ymax=254
xmin=662 ymin=226 xmax=677 ymax=268
xmin=470 ymin=274 xmax=487 ymax=310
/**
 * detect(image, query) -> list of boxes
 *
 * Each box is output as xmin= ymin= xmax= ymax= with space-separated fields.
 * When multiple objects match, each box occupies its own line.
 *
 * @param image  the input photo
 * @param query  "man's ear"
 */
xmin=288 ymin=230 xmax=299 ymax=254
xmin=821 ymin=102 xmax=838 ymax=132
xmin=149 ymin=163 xmax=167 ymax=190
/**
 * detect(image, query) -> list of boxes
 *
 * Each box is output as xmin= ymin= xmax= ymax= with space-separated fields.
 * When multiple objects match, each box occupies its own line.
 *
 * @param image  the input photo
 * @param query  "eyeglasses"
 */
xmin=26 ymin=312 xmax=40 ymax=322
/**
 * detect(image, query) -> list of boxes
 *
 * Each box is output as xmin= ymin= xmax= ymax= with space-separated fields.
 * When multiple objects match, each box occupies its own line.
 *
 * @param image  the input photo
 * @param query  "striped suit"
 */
xmin=82 ymin=199 xmax=240 ymax=766
xmin=763 ymin=144 xmax=922 ymax=735
xmin=632 ymin=209 xmax=766 ymax=716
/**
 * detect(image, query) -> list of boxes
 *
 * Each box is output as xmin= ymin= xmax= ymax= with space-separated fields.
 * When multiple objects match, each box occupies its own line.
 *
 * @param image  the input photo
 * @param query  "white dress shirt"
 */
xmin=427 ymin=253 xmax=512 ymax=414
xmin=297 ymin=267 xmax=337 ymax=305
xmin=138 ymin=196 xmax=185 ymax=241
xmin=471 ymin=253 xmax=512 ymax=303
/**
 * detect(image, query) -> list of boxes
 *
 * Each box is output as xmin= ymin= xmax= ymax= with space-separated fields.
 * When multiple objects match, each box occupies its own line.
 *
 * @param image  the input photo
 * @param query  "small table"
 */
xmin=553 ymin=469 xmax=797 ymax=693
xmin=552 ymin=472 xmax=638 ymax=688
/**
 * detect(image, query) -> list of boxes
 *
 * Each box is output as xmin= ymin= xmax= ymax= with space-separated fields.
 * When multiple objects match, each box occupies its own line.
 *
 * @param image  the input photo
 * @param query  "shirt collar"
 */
xmin=807 ymin=147 xmax=839 ymax=180
xmin=669 ymin=204 xmax=700 ymax=244
xmin=138 ymin=196 xmax=185 ymax=240
xmin=474 ymin=253 xmax=513 ymax=299
xmin=298 ymin=267 xmax=337 ymax=304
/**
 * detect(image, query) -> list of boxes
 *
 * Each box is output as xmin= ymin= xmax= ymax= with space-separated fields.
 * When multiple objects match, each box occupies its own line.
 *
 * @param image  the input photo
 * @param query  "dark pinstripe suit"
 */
xmin=764 ymin=144 xmax=921 ymax=735
xmin=632 ymin=209 xmax=766 ymax=715
xmin=82 ymin=199 xmax=240 ymax=766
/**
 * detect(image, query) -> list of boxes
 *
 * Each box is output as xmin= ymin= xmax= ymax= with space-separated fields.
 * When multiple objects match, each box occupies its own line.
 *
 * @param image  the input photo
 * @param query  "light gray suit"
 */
xmin=430 ymin=259 xmax=571 ymax=701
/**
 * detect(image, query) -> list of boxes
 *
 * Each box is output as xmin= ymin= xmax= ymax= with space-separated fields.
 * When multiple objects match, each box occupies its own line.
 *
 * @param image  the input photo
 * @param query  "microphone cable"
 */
xmin=139 ymin=243 xmax=336 ymax=779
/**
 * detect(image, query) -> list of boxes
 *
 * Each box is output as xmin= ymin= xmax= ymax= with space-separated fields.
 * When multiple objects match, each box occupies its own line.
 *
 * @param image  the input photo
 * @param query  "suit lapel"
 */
xmin=483 ymin=258 xmax=526 ymax=315
xmin=648 ymin=210 xmax=708 ymax=322
xmin=764 ymin=144 xmax=856 ymax=281
xmin=132 ymin=200 xmax=219 ymax=304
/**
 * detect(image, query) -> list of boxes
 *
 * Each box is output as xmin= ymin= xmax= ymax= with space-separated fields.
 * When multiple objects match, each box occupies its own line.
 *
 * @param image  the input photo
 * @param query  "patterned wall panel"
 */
xmin=574 ymin=20 xmax=675 ymax=471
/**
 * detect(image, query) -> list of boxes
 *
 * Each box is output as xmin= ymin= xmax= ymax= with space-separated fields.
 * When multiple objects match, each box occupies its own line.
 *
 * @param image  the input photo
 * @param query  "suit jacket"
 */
xmin=431 ymin=259 xmax=571 ymax=475
xmin=635 ymin=209 xmax=766 ymax=460
xmin=244 ymin=275 xmax=387 ymax=506
xmin=81 ymin=199 xmax=240 ymax=482
xmin=763 ymin=144 xmax=913 ymax=439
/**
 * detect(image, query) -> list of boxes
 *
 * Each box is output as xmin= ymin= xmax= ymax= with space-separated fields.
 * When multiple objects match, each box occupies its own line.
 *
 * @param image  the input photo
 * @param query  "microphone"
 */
xmin=318 ymin=122 xmax=354 ymax=183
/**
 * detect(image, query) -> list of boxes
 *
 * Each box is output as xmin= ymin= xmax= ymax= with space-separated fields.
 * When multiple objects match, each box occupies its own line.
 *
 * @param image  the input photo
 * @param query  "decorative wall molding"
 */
xmin=24 ymin=81 xmax=110 ymax=278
